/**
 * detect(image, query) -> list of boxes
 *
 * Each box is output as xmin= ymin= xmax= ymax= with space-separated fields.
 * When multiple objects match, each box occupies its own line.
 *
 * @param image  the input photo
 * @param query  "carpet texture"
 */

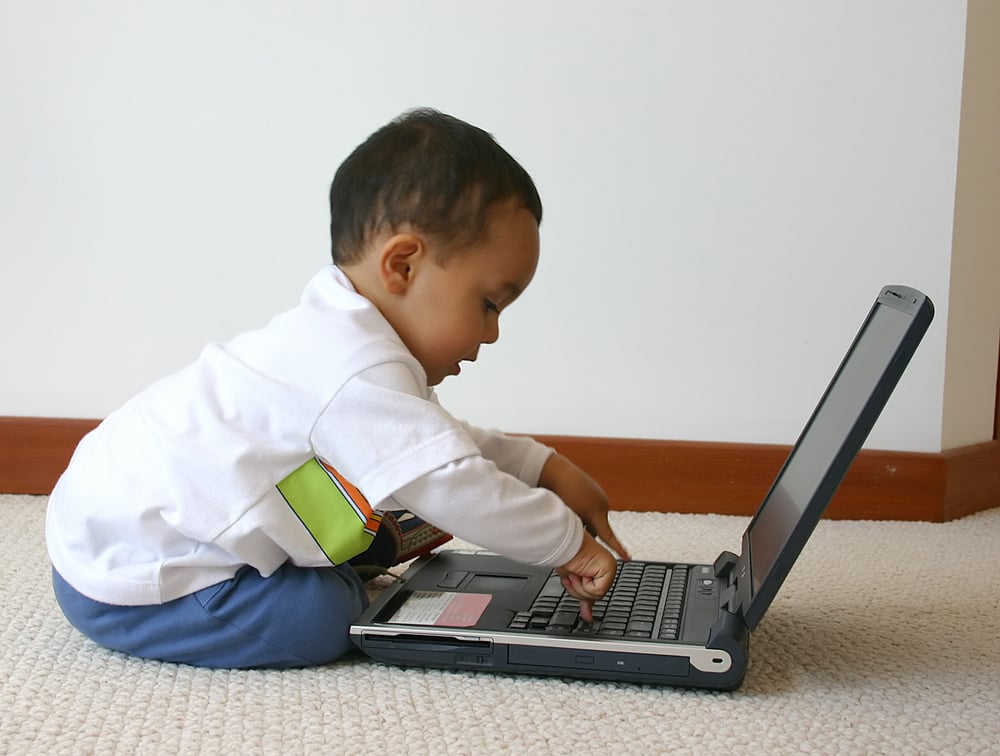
xmin=2 ymin=494 xmax=997 ymax=755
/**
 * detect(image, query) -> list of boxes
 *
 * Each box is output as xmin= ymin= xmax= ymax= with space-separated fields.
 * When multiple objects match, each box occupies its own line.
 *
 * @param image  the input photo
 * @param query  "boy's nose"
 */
xmin=483 ymin=319 xmax=500 ymax=345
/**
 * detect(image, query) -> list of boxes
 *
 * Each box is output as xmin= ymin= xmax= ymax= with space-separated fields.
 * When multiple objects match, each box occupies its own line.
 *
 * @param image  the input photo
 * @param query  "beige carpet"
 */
xmin=2 ymin=493 xmax=998 ymax=755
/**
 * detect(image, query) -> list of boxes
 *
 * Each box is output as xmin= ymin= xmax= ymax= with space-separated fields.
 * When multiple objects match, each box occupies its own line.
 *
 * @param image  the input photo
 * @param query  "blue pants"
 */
xmin=52 ymin=562 xmax=369 ymax=669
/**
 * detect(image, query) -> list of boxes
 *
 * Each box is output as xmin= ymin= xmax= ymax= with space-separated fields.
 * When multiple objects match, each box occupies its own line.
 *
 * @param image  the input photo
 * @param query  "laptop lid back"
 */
xmin=733 ymin=285 xmax=934 ymax=631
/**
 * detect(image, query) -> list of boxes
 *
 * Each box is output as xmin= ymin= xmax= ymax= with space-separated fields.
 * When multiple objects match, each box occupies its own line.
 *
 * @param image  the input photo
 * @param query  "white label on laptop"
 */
xmin=389 ymin=591 xmax=491 ymax=627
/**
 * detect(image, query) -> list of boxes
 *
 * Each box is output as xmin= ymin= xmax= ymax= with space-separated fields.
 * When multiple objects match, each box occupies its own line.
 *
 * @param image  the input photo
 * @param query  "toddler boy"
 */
xmin=46 ymin=108 xmax=628 ymax=668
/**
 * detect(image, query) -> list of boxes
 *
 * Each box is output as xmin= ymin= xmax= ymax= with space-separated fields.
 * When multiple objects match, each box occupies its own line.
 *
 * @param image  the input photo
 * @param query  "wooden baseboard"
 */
xmin=1 ymin=417 xmax=100 ymax=497
xmin=2 ymin=417 xmax=997 ymax=521
xmin=533 ymin=435 xmax=999 ymax=522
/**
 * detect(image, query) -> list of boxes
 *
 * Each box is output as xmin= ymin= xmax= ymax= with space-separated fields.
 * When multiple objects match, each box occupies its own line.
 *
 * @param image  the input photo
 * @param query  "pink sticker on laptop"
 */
xmin=389 ymin=591 xmax=492 ymax=627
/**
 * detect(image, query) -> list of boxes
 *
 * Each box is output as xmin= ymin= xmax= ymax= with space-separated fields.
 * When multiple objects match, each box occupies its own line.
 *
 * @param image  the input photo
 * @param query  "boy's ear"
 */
xmin=376 ymin=233 xmax=425 ymax=295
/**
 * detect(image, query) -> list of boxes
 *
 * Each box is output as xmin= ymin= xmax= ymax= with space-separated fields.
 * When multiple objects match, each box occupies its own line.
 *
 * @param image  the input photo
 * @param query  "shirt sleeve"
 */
xmin=390 ymin=455 xmax=584 ymax=567
xmin=310 ymin=362 xmax=582 ymax=568
xmin=309 ymin=362 xmax=481 ymax=509
xmin=453 ymin=419 xmax=555 ymax=486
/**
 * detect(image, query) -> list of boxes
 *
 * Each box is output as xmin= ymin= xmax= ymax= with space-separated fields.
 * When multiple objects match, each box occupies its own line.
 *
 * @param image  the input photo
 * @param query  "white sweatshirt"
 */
xmin=45 ymin=266 xmax=583 ymax=605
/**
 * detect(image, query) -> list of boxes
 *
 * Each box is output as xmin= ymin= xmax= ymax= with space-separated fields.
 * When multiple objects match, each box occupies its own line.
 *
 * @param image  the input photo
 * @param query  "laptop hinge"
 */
xmin=713 ymin=550 xmax=738 ymax=580
xmin=713 ymin=550 xmax=740 ymax=613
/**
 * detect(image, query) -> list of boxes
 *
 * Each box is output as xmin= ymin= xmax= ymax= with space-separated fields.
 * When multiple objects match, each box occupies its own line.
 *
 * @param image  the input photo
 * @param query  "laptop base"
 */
xmin=351 ymin=551 xmax=749 ymax=690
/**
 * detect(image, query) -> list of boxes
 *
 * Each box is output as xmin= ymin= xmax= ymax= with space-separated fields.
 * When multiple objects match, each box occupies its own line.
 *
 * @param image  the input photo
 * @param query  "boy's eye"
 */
xmin=484 ymin=299 xmax=500 ymax=314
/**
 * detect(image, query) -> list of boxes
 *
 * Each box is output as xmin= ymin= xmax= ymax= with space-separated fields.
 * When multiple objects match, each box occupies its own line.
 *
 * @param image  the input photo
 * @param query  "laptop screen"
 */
xmin=741 ymin=287 xmax=933 ymax=630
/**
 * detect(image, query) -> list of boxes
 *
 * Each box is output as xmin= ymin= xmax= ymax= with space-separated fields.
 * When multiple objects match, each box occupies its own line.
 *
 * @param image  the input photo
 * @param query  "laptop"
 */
xmin=349 ymin=285 xmax=934 ymax=690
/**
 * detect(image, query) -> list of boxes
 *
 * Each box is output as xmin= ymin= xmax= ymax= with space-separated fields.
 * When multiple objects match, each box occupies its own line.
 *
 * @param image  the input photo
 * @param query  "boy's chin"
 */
xmin=434 ymin=364 xmax=462 ymax=384
xmin=424 ymin=360 xmax=465 ymax=386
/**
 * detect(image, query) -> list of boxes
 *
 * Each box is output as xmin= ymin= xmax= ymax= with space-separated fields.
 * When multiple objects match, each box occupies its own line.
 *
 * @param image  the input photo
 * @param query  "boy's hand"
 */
xmin=538 ymin=453 xmax=631 ymax=563
xmin=555 ymin=532 xmax=618 ymax=623
xmin=539 ymin=452 xmax=632 ymax=623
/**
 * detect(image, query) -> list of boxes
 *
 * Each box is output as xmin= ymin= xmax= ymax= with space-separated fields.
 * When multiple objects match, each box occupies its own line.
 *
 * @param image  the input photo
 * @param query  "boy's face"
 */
xmin=394 ymin=203 xmax=540 ymax=386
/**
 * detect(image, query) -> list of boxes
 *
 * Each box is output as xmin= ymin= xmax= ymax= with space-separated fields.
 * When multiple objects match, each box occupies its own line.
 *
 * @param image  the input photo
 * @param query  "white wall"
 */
xmin=0 ymin=1 xmax=978 ymax=453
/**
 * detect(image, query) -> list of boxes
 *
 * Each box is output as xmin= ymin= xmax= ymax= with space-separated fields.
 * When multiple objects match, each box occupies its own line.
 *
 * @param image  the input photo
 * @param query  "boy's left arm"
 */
xmin=537 ymin=452 xmax=630 ymax=562
xmin=456 ymin=421 xmax=630 ymax=561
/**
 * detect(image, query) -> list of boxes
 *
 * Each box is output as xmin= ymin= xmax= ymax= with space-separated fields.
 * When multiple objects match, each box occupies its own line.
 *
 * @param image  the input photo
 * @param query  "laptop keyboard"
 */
xmin=507 ymin=562 xmax=689 ymax=641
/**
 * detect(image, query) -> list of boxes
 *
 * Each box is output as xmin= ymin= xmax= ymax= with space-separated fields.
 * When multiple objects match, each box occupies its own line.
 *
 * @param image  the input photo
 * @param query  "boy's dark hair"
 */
xmin=329 ymin=108 xmax=542 ymax=265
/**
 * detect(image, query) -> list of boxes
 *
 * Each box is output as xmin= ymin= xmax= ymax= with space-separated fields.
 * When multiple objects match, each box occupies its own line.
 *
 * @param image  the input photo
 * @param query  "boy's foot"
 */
xmin=348 ymin=511 xmax=452 ymax=577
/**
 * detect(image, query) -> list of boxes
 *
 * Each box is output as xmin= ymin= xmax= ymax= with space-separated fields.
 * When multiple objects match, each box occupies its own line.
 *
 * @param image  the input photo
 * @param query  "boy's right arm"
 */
xmin=313 ymin=365 xmax=605 ymax=572
xmin=555 ymin=532 xmax=619 ymax=623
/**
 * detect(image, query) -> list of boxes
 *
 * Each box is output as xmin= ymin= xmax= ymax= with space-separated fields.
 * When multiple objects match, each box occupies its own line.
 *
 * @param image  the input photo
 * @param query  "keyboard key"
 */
xmin=549 ymin=610 xmax=580 ymax=627
xmin=538 ymin=575 xmax=564 ymax=598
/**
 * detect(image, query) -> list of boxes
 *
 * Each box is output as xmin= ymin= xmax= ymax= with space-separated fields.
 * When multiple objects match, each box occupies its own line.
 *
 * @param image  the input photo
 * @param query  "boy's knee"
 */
xmin=269 ymin=565 xmax=369 ymax=666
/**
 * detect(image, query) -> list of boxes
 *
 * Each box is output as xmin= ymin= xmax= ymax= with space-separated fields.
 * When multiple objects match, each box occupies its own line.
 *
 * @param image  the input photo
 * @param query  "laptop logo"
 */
xmin=884 ymin=287 xmax=918 ymax=305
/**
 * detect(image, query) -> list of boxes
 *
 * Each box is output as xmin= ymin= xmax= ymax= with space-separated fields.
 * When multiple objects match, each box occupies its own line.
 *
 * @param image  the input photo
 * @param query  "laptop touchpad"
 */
xmin=464 ymin=574 xmax=528 ymax=593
